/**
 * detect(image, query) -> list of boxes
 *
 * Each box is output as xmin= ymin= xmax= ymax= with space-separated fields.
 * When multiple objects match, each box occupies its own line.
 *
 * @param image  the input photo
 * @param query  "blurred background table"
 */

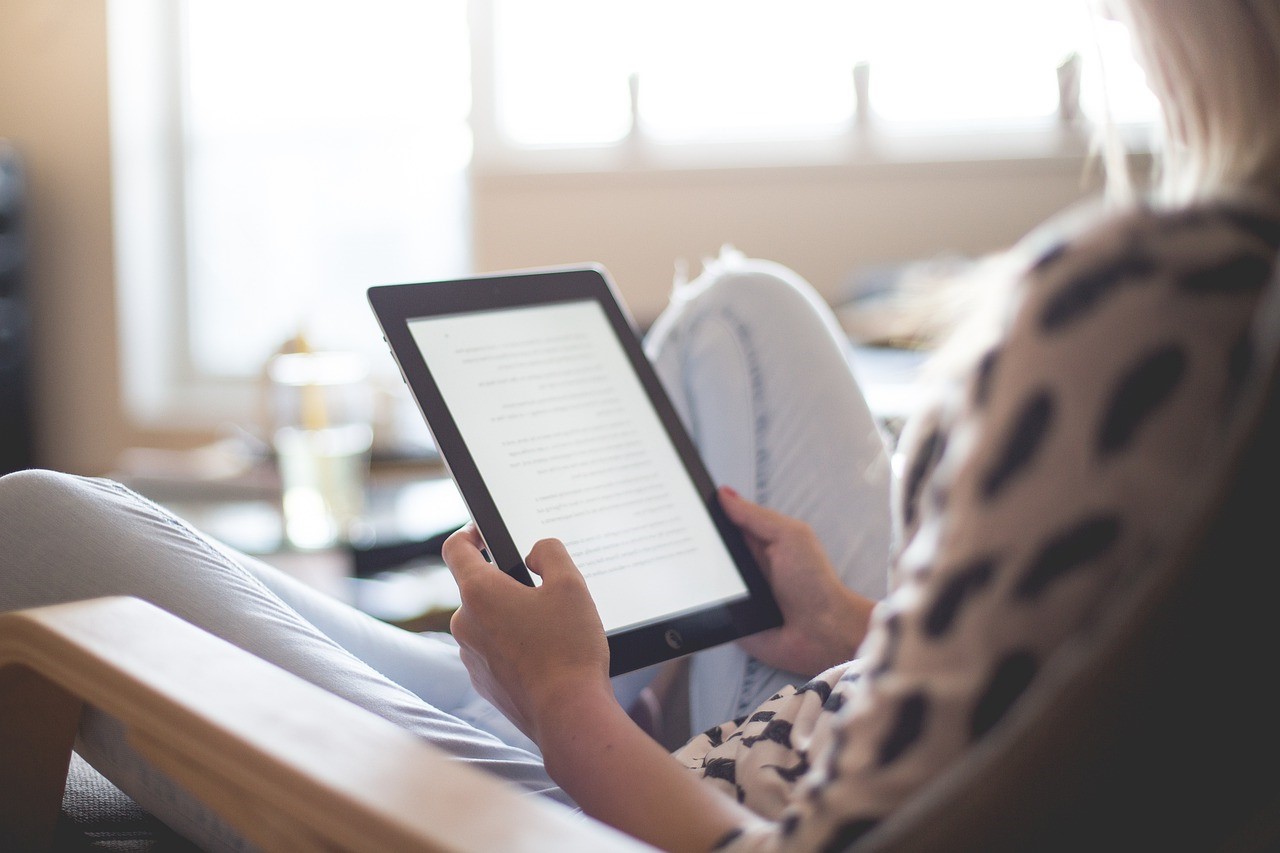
xmin=111 ymin=343 xmax=930 ymax=631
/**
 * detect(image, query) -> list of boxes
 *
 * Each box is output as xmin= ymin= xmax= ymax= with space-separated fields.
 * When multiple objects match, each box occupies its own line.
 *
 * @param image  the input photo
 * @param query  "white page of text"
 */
xmin=409 ymin=300 xmax=749 ymax=632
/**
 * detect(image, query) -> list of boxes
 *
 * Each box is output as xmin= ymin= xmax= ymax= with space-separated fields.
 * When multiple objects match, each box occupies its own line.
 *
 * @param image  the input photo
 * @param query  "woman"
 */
xmin=373 ymin=1 xmax=1280 ymax=849
xmin=3 ymin=1 xmax=1279 ymax=849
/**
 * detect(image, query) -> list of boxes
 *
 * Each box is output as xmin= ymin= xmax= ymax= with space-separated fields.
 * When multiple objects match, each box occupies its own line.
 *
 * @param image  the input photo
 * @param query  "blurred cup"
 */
xmin=268 ymin=350 xmax=374 ymax=550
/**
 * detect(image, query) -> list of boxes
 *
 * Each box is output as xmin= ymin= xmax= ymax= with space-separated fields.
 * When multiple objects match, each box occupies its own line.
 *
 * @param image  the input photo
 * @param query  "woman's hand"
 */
xmin=720 ymin=487 xmax=875 ymax=675
xmin=445 ymin=525 xmax=758 ymax=853
xmin=442 ymin=525 xmax=613 ymax=742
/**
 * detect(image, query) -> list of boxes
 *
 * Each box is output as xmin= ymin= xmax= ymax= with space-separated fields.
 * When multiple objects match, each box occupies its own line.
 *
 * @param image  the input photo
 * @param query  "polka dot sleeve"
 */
xmin=680 ymin=199 xmax=1280 ymax=852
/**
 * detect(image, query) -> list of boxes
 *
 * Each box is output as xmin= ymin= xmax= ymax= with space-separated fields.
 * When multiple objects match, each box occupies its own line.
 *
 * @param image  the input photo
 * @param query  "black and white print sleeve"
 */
xmin=671 ymin=197 xmax=1280 ymax=852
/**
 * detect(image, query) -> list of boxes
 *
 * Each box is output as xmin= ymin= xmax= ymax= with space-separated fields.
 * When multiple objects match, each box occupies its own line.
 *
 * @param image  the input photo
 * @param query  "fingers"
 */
xmin=442 ymin=523 xmax=493 ymax=585
xmin=445 ymin=526 xmax=581 ymax=589
xmin=718 ymin=486 xmax=802 ymax=543
xmin=525 ymin=537 xmax=580 ymax=584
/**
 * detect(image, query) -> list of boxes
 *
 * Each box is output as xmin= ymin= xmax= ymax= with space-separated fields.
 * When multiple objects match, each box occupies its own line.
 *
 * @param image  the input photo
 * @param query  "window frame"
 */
xmin=110 ymin=0 xmax=1153 ymax=435
xmin=110 ymin=0 xmax=225 ymax=431
xmin=467 ymin=0 xmax=1152 ymax=179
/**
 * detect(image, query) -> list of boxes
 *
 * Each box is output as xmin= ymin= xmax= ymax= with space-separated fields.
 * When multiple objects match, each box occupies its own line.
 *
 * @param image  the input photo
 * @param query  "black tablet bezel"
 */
xmin=368 ymin=265 xmax=781 ymax=675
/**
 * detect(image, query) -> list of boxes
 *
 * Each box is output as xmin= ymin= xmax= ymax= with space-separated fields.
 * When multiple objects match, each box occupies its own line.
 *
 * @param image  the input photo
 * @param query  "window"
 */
xmin=488 ymin=0 xmax=863 ymax=146
xmin=181 ymin=0 xmax=471 ymax=378
xmin=110 ymin=0 xmax=471 ymax=431
xmin=477 ymin=0 xmax=1157 ymax=155
xmin=110 ymin=0 xmax=1156 ymax=431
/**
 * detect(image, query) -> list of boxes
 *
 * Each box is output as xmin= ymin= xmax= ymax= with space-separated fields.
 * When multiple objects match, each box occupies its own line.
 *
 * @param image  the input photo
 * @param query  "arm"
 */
xmin=442 ymin=491 xmax=872 ymax=851
xmin=443 ymin=528 xmax=762 ymax=852
xmin=538 ymin=686 xmax=760 ymax=853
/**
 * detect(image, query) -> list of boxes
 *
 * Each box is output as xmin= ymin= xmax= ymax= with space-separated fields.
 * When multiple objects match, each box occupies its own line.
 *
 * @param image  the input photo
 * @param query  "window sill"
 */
xmin=471 ymin=120 xmax=1153 ymax=182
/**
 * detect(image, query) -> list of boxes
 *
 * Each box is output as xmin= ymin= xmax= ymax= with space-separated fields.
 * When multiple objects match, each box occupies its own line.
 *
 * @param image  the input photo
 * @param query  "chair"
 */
xmin=4 ymin=315 xmax=1280 ymax=852
xmin=0 ymin=594 xmax=649 ymax=852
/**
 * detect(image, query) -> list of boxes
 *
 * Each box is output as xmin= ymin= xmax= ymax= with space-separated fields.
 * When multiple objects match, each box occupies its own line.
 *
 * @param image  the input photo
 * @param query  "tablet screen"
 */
xmin=408 ymin=298 xmax=750 ymax=633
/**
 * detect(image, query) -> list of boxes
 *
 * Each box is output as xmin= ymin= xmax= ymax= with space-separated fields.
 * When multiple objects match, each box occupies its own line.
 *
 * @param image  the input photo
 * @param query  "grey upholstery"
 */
xmin=55 ymin=754 xmax=194 ymax=851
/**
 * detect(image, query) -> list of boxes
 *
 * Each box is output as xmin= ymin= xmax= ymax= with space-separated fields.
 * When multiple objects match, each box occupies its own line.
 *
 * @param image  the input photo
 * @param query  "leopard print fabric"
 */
xmin=672 ymin=197 xmax=1280 ymax=852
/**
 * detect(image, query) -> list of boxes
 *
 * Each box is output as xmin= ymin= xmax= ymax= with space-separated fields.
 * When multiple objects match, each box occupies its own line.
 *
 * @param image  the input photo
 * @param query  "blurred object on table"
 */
xmin=266 ymin=340 xmax=374 ymax=550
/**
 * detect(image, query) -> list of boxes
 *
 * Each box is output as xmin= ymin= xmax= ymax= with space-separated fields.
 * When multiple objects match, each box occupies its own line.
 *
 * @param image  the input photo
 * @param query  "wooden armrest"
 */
xmin=0 ymin=596 xmax=649 ymax=852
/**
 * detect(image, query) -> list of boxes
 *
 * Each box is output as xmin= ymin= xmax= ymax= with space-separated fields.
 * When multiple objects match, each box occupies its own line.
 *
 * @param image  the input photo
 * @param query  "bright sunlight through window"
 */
xmin=182 ymin=0 xmax=471 ymax=377
xmin=169 ymin=0 xmax=1155 ymax=384
xmin=491 ymin=0 xmax=1157 ymax=145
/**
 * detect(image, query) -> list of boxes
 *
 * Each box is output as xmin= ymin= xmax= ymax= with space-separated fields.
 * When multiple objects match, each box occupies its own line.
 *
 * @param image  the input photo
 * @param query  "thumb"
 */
xmin=525 ymin=538 xmax=582 ymax=584
xmin=719 ymin=486 xmax=792 ymax=543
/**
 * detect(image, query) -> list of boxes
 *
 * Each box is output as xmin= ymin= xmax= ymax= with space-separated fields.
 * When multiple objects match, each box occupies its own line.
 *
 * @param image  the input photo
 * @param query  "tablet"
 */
xmin=368 ymin=265 xmax=781 ymax=675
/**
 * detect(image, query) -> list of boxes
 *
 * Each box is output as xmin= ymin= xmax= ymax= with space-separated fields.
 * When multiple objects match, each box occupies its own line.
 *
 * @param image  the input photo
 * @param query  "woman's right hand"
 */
xmin=442 ymin=525 xmax=612 ymax=743
xmin=720 ymin=486 xmax=875 ymax=675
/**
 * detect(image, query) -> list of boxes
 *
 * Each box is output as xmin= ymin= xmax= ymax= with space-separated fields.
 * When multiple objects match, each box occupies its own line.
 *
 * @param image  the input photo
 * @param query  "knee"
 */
xmin=0 ymin=469 xmax=120 ymax=539
xmin=645 ymin=249 xmax=852 ymax=400
xmin=679 ymin=251 xmax=821 ymax=319
xmin=662 ymin=251 xmax=843 ymax=353
xmin=0 ymin=468 xmax=77 ymax=513
xmin=0 ymin=471 xmax=161 ymax=614
xmin=0 ymin=470 xmax=98 ymax=610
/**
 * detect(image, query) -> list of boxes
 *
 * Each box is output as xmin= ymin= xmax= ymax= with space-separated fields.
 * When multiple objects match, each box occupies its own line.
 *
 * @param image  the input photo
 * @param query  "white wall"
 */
xmin=0 ymin=0 xmax=124 ymax=475
xmin=474 ymin=156 xmax=1103 ymax=325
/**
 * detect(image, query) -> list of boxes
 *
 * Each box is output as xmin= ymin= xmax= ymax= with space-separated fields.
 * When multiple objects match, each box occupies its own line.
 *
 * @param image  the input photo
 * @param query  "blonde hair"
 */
xmin=906 ymin=1 xmax=1280 ymax=386
xmin=1110 ymin=0 xmax=1280 ymax=203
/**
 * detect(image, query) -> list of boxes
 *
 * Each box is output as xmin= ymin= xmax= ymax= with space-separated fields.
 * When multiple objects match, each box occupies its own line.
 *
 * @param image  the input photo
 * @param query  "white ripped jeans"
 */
xmin=0 ymin=252 xmax=891 ymax=851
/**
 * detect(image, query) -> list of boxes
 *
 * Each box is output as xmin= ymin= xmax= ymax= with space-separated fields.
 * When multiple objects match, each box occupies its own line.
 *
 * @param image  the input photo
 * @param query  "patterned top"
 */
xmin=673 ymin=196 xmax=1280 ymax=851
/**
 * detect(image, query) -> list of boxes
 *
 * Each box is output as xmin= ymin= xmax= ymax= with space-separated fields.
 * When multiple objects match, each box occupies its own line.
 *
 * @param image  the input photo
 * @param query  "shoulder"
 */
xmin=973 ymin=196 xmax=1280 ymax=438
xmin=949 ymin=197 xmax=1279 ymax=525
xmin=894 ymin=195 xmax=1280 ymax=559
xmin=1020 ymin=196 xmax=1280 ymax=331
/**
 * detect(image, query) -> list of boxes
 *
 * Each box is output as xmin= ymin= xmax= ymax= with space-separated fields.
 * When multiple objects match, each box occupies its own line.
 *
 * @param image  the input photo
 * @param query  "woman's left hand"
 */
xmin=442 ymin=524 xmax=613 ymax=742
xmin=720 ymin=487 xmax=875 ymax=675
